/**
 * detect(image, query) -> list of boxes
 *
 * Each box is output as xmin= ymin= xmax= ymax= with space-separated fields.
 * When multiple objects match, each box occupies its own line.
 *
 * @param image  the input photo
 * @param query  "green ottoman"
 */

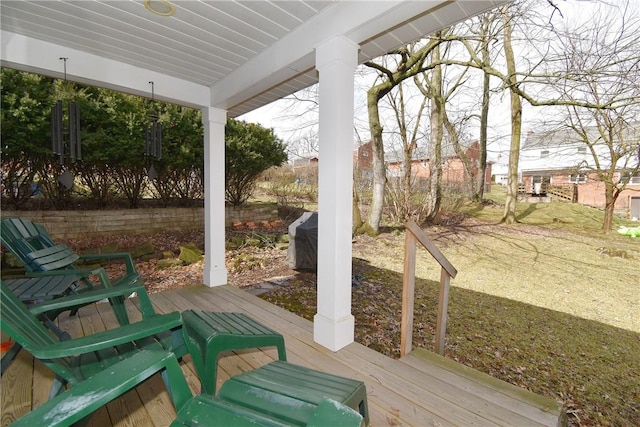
xmin=182 ymin=310 xmax=287 ymax=394
xmin=219 ymin=361 xmax=369 ymax=426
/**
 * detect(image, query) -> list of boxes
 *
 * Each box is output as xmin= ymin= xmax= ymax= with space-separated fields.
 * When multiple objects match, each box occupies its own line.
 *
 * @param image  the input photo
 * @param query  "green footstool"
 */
xmin=219 ymin=360 xmax=369 ymax=426
xmin=182 ymin=310 xmax=287 ymax=394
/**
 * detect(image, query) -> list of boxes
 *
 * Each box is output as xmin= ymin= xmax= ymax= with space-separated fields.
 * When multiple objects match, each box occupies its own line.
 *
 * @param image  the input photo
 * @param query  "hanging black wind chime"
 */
xmin=145 ymin=81 xmax=162 ymax=180
xmin=51 ymin=57 xmax=82 ymax=190
xmin=145 ymin=81 xmax=162 ymax=160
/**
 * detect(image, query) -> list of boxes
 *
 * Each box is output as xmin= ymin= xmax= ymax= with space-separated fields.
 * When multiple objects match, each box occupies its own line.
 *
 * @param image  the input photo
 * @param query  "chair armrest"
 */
xmin=10 ymin=349 xmax=193 ymax=427
xmin=79 ymin=252 xmax=137 ymax=275
xmin=30 ymin=311 xmax=182 ymax=359
xmin=28 ymin=284 xmax=145 ymax=316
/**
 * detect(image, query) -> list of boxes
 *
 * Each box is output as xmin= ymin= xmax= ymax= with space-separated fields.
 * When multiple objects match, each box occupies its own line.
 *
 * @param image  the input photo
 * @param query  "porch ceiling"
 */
xmin=1 ymin=0 xmax=506 ymax=116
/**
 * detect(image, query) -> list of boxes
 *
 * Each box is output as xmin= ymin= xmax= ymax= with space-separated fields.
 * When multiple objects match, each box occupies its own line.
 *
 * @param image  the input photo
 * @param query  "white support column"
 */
xmin=202 ymin=107 xmax=228 ymax=286
xmin=313 ymin=36 xmax=359 ymax=351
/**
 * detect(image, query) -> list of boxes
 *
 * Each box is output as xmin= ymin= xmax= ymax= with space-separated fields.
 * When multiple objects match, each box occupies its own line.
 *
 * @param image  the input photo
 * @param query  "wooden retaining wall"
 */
xmin=1 ymin=204 xmax=279 ymax=239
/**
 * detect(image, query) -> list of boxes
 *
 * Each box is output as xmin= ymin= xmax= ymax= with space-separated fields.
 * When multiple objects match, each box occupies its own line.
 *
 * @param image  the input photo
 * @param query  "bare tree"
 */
xmin=476 ymin=13 xmax=499 ymax=201
xmin=383 ymin=80 xmax=428 ymax=223
xmin=551 ymin=1 xmax=640 ymax=231
xmin=286 ymin=129 xmax=319 ymax=163
xmin=363 ymin=36 xmax=464 ymax=233
xmin=501 ymin=5 xmax=523 ymax=225
xmin=452 ymin=1 xmax=618 ymax=223
xmin=565 ymin=109 xmax=640 ymax=231
xmin=415 ymin=29 xmax=490 ymax=213
xmin=278 ymin=86 xmax=320 ymax=143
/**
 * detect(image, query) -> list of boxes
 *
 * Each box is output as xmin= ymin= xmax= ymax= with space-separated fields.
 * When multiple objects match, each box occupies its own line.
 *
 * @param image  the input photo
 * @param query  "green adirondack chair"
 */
xmin=0 ymin=280 xmax=187 ymax=399
xmin=10 ymin=350 xmax=365 ymax=427
xmin=1 ymin=218 xmax=140 ymax=280
xmin=0 ymin=274 xmax=140 ymax=375
xmin=9 ymin=349 xmax=194 ymax=427
xmin=1 ymin=218 xmax=143 ymax=326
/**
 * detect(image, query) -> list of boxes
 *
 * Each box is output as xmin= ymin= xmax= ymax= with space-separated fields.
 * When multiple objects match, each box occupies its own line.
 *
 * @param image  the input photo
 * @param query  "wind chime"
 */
xmin=51 ymin=57 xmax=82 ymax=190
xmin=145 ymin=81 xmax=162 ymax=180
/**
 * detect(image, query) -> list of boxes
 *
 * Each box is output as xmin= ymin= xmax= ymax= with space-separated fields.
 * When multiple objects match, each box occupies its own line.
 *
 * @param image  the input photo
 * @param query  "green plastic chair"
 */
xmin=10 ymin=351 xmax=364 ymax=427
xmin=1 ymin=218 xmax=142 ymax=325
xmin=9 ymin=349 xmax=193 ymax=427
xmin=0 ymin=280 xmax=187 ymax=399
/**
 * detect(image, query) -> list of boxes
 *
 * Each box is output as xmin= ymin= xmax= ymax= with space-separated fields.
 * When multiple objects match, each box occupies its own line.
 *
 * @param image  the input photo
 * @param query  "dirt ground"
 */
xmin=80 ymin=224 xmax=352 ymax=294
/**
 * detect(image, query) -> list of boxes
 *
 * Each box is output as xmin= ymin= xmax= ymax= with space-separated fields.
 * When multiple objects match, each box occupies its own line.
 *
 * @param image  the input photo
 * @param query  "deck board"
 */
xmin=0 ymin=349 xmax=32 ymax=426
xmin=1 ymin=285 xmax=564 ymax=426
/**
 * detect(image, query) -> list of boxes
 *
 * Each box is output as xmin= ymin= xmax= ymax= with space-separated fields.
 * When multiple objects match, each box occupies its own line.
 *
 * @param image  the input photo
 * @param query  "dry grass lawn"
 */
xmin=262 ymin=190 xmax=640 ymax=426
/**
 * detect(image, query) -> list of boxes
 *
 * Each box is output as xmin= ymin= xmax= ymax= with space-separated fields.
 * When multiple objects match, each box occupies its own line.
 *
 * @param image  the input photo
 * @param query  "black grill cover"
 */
xmin=287 ymin=212 xmax=318 ymax=271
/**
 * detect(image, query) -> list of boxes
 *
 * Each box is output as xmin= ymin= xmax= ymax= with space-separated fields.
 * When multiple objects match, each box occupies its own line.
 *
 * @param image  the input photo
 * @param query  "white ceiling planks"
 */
xmin=1 ymin=0 xmax=508 ymax=116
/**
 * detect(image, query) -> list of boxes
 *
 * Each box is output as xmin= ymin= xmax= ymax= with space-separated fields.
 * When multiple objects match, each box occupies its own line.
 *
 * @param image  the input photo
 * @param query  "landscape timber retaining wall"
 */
xmin=1 ymin=204 xmax=279 ymax=240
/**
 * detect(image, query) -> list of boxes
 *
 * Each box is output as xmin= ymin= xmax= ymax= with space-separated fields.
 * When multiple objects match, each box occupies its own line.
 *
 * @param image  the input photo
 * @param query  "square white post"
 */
xmin=202 ymin=106 xmax=228 ymax=286
xmin=313 ymin=36 xmax=359 ymax=351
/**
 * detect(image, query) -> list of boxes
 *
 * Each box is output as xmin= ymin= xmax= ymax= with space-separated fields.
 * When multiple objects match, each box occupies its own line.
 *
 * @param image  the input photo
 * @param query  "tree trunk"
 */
xmin=603 ymin=198 xmax=615 ymax=233
xmin=402 ymin=146 xmax=413 ymax=221
xmin=352 ymin=186 xmax=364 ymax=232
xmin=366 ymin=90 xmax=387 ymax=233
xmin=476 ymin=15 xmax=491 ymax=201
xmin=501 ymin=7 xmax=522 ymax=225
xmin=602 ymin=181 xmax=619 ymax=233
xmin=425 ymin=46 xmax=443 ymax=223
xmin=399 ymin=85 xmax=414 ymax=223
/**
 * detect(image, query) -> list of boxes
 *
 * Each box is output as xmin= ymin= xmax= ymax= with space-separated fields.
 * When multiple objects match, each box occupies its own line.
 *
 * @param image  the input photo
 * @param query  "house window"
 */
xmin=532 ymin=175 xmax=551 ymax=185
xmin=540 ymin=150 xmax=549 ymax=159
xmin=568 ymin=173 xmax=587 ymax=184
xmin=621 ymin=170 xmax=640 ymax=185
xmin=577 ymin=147 xmax=587 ymax=154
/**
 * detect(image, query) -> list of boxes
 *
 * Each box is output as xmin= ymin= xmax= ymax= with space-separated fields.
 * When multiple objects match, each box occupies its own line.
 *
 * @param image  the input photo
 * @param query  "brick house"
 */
xmin=353 ymin=141 xmax=374 ymax=173
xmin=520 ymin=128 xmax=640 ymax=218
xmin=286 ymin=141 xmax=376 ymax=187
xmin=290 ymin=153 xmax=319 ymax=185
xmin=303 ymin=139 xmax=492 ymax=194
xmin=385 ymin=140 xmax=492 ymax=191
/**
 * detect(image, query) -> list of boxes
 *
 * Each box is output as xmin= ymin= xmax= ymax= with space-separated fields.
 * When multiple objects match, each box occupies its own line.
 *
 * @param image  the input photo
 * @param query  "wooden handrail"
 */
xmin=401 ymin=220 xmax=457 ymax=357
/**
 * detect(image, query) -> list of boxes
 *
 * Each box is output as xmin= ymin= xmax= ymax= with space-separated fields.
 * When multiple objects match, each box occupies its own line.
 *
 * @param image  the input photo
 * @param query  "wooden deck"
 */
xmin=1 ymin=285 xmax=565 ymax=426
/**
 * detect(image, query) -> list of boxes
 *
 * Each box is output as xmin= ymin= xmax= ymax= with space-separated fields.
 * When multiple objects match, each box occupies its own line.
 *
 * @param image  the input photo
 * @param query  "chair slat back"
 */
xmin=1 ymin=218 xmax=50 ymax=245
xmin=1 ymin=281 xmax=61 ymax=349
xmin=25 ymin=243 xmax=80 ymax=271
xmin=0 ymin=281 xmax=77 ymax=377
xmin=1 ymin=218 xmax=57 ymax=271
